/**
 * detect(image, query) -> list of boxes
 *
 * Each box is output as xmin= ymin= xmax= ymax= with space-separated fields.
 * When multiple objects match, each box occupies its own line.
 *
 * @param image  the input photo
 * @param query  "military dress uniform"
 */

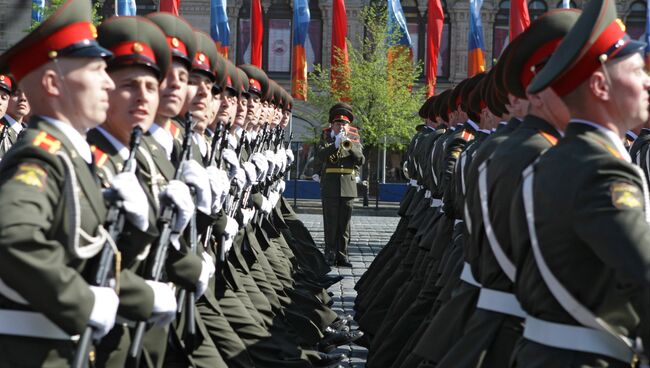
xmin=314 ymin=105 xmax=365 ymax=266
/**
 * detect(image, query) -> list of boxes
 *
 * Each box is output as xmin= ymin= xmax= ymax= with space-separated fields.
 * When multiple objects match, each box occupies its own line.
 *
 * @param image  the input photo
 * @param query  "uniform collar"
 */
xmin=149 ymin=122 xmax=173 ymax=160
xmin=465 ymin=119 xmax=480 ymax=132
xmin=570 ymin=119 xmax=631 ymax=162
xmin=3 ymin=114 xmax=22 ymax=134
xmin=96 ymin=127 xmax=129 ymax=161
xmin=192 ymin=131 xmax=208 ymax=158
xmin=626 ymin=130 xmax=638 ymax=140
xmin=41 ymin=115 xmax=92 ymax=163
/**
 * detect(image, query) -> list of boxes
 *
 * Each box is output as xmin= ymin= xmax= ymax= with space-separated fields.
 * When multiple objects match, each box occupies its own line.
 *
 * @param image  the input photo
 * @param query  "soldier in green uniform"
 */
xmin=510 ymin=0 xmax=650 ymax=365
xmin=0 ymin=75 xmax=11 ymax=120
xmin=314 ymin=102 xmax=365 ymax=267
xmin=0 ymin=75 xmax=29 ymax=156
xmin=0 ymin=0 xmax=168 ymax=366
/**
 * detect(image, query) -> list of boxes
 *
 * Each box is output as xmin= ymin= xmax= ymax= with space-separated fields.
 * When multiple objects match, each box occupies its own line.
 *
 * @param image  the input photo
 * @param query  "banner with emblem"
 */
xmin=291 ymin=0 xmax=311 ymax=100
xmin=210 ymin=0 xmax=230 ymax=57
xmin=468 ymin=0 xmax=486 ymax=77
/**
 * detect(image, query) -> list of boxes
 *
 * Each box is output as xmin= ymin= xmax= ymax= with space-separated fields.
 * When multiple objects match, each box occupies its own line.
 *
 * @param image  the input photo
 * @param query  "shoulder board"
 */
xmin=32 ymin=131 xmax=61 ymax=154
xmin=165 ymin=120 xmax=181 ymax=139
xmin=90 ymin=145 xmax=108 ymax=168
xmin=461 ymin=130 xmax=474 ymax=142
xmin=538 ymin=131 xmax=559 ymax=146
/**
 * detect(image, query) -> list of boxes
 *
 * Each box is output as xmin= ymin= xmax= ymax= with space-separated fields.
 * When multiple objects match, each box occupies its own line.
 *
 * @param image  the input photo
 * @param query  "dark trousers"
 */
xmin=321 ymin=196 xmax=354 ymax=261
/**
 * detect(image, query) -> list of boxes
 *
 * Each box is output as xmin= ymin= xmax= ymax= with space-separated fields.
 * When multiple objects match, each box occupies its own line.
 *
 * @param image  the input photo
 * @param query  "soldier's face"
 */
xmin=187 ymin=73 xmax=213 ymax=131
xmin=246 ymin=95 xmax=262 ymax=125
xmin=105 ymin=67 xmax=160 ymax=141
xmin=0 ymin=91 xmax=9 ymax=118
xmin=57 ymin=58 xmax=115 ymax=130
xmin=608 ymin=54 xmax=650 ymax=130
xmin=8 ymin=88 xmax=29 ymax=119
xmin=158 ymin=62 xmax=189 ymax=119
xmin=281 ymin=110 xmax=290 ymax=128
xmin=217 ymin=90 xmax=238 ymax=124
xmin=234 ymin=96 xmax=248 ymax=127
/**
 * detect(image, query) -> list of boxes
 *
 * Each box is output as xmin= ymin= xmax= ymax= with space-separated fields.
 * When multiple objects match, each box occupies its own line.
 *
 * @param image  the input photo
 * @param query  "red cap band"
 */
xmin=8 ymin=21 xmax=97 ymax=82
xmin=521 ymin=37 xmax=563 ymax=90
xmin=192 ymin=52 xmax=211 ymax=71
xmin=111 ymin=41 xmax=156 ymax=63
xmin=0 ymin=75 xmax=13 ymax=91
xmin=332 ymin=115 xmax=350 ymax=123
xmin=166 ymin=36 xmax=188 ymax=58
xmin=552 ymin=19 xmax=628 ymax=96
xmin=249 ymin=78 xmax=262 ymax=93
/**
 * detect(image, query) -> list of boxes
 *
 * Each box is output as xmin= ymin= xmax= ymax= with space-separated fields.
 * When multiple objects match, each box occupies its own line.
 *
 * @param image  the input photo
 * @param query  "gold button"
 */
xmin=616 ymin=18 xmax=626 ymax=32
xmin=171 ymin=37 xmax=179 ymax=48
xmin=198 ymin=53 xmax=206 ymax=62
xmin=89 ymin=24 xmax=98 ymax=39
xmin=133 ymin=42 xmax=144 ymax=53
xmin=0 ymin=76 xmax=4 ymax=81
xmin=48 ymin=50 xmax=58 ymax=59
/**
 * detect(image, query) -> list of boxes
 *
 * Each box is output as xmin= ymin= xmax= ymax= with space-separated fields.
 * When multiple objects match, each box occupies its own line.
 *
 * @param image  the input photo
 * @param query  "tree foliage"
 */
xmin=306 ymin=5 xmax=425 ymax=150
xmin=30 ymin=0 xmax=102 ymax=31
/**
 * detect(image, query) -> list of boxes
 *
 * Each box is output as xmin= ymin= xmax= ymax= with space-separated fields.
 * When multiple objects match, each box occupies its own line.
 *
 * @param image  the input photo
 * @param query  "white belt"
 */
xmin=409 ymin=179 xmax=418 ymax=187
xmin=460 ymin=262 xmax=481 ymax=287
xmin=424 ymin=190 xmax=431 ymax=198
xmin=0 ymin=310 xmax=78 ymax=340
xmin=430 ymin=198 xmax=443 ymax=208
xmin=477 ymin=287 xmax=526 ymax=318
xmin=524 ymin=315 xmax=636 ymax=364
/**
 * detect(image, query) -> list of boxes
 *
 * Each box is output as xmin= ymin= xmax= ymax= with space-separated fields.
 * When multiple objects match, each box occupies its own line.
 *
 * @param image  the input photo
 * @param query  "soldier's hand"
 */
xmin=312 ymin=174 xmax=320 ymax=182
xmin=277 ymin=179 xmax=286 ymax=194
xmin=195 ymin=252 xmax=215 ymax=300
xmin=88 ymin=286 xmax=119 ymax=339
xmin=285 ymin=148 xmax=294 ymax=166
xmin=250 ymin=153 xmax=269 ymax=182
xmin=264 ymin=150 xmax=276 ymax=180
xmin=240 ymin=208 xmax=255 ymax=226
xmin=242 ymin=162 xmax=258 ymax=186
xmin=110 ymin=171 xmax=149 ymax=231
xmin=160 ymin=180 xmax=195 ymax=246
xmin=221 ymin=149 xmax=240 ymax=172
xmin=206 ymin=167 xmax=230 ymax=214
xmin=335 ymin=132 xmax=343 ymax=149
xmin=180 ymin=160 xmax=212 ymax=215
xmin=223 ymin=216 xmax=239 ymax=252
xmin=145 ymin=281 xmax=177 ymax=327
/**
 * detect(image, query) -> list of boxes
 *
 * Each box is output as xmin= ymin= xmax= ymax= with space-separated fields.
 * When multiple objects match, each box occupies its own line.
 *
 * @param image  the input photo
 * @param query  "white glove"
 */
xmin=242 ymin=162 xmax=258 ymax=186
xmin=250 ymin=153 xmax=269 ymax=182
xmin=335 ymin=132 xmax=343 ymax=149
xmin=160 ymin=180 xmax=195 ymax=249
xmin=312 ymin=174 xmax=320 ymax=182
xmin=145 ymin=280 xmax=177 ymax=327
xmin=206 ymin=167 xmax=230 ymax=214
xmin=195 ymin=252 xmax=215 ymax=300
xmin=180 ymin=160 xmax=212 ymax=214
xmin=88 ymin=286 xmax=119 ymax=339
xmin=233 ymin=167 xmax=248 ymax=192
xmin=277 ymin=179 xmax=286 ymax=194
xmin=264 ymin=150 xmax=276 ymax=180
xmin=110 ymin=171 xmax=149 ymax=232
xmin=221 ymin=149 xmax=241 ymax=179
xmin=223 ymin=216 xmax=239 ymax=253
xmin=285 ymin=148 xmax=294 ymax=166
xmin=240 ymin=207 xmax=255 ymax=226
xmin=260 ymin=197 xmax=273 ymax=215
xmin=274 ymin=151 xmax=285 ymax=176
xmin=270 ymin=191 xmax=280 ymax=207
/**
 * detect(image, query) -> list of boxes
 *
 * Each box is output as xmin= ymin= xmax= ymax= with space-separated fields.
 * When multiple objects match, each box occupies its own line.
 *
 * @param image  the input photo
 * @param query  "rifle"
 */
xmin=128 ymin=115 xmax=194 ymax=363
xmin=72 ymin=126 xmax=144 ymax=368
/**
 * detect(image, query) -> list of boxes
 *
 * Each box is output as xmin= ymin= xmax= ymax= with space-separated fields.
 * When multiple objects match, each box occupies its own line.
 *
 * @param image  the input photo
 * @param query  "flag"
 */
xmin=159 ymin=0 xmax=179 ymax=15
xmin=331 ymin=0 xmax=350 ymax=99
xmin=291 ymin=0 xmax=310 ymax=100
xmin=251 ymin=0 xmax=263 ymax=67
xmin=562 ymin=0 xmax=571 ymax=8
xmin=211 ymin=0 xmax=230 ymax=57
xmin=509 ymin=0 xmax=530 ymax=40
xmin=117 ymin=0 xmax=137 ymax=16
xmin=387 ymin=0 xmax=412 ymax=48
xmin=426 ymin=0 xmax=444 ymax=96
xmin=468 ymin=0 xmax=486 ymax=77
xmin=32 ymin=0 xmax=44 ymax=23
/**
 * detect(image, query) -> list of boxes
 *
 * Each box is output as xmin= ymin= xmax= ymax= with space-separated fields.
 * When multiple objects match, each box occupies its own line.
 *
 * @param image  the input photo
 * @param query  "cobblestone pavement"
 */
xmin=298 ymin=213 xmax=400 ymax=368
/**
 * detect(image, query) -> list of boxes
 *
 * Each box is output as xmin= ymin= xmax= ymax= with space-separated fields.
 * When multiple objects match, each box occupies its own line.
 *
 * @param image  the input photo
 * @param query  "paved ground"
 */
xmin=298 ymin=213 xmax=400 ymax=368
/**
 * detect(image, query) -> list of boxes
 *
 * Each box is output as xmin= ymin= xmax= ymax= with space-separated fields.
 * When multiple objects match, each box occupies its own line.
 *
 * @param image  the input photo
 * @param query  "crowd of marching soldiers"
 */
xmin=0 ymin=1 xmax=363 ymax=367
xmin=355 ymin=1 xmax=650 ymax=367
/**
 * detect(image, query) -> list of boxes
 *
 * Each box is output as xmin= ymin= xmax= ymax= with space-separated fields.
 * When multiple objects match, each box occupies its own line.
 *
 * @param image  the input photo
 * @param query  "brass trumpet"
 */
xmin=340 ymin=131 xmax=353 ymax=151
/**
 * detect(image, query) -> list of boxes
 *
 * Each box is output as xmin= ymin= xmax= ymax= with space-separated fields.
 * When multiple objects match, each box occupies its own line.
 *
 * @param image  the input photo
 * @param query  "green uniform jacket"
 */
xmin=314 ymin=128 xmax=365 ymax=198
xmin=0 ymin=117 xmax=105 ymax=334
xmin=512 ymin=122 xmax=650 ymax=348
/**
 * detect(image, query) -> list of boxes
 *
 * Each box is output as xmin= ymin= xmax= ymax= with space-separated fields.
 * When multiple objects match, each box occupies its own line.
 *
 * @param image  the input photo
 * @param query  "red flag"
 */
xmin=331 ymin=0 xmax=350 ymax=100
xmin=251 ymin=0 xmax=263 ymax=67
xmin=509 ymin=0 xmax=530 ymax=40
xmin=159 ymin=0 xmax=179 ymax=15
xmin=426 ymin=0 xmax=444 ymax=96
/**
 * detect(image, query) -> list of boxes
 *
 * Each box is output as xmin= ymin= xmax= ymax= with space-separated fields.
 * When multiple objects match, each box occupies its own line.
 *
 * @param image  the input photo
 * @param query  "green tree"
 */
xmin=306 ymin=4 xmax=425 ymax=151
xmin=30 ymin=0 xmax=102 ymax=31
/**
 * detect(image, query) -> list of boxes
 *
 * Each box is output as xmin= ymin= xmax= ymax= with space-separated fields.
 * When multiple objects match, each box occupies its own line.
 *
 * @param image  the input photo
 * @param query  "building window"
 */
xmin=626 ymin=1 xmax=647 ymax=41
xmin=528 ymin=0 xmax=548 ymax=21
xmin=493 ymin=0 xmax=509 ymax=61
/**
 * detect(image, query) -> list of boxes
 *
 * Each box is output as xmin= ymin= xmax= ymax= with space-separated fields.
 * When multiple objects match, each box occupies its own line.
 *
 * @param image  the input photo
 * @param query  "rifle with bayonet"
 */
xmin=72 ymin=125 xmax=144 ymax=368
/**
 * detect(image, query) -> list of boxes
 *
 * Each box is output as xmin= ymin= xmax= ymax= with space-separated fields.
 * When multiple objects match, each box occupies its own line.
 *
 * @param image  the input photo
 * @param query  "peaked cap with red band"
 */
xmin=238 ymin=64 xmax=268 ymax=98
xmin=146 ymin=12 xmax=197 ymax=71
xmin=329 ymin=102 xmax=354 ymax=124
xmin=430 ymin=89 xmax=452 ymax=122
xmin=236 ymin=67 xmax=250 ymax=97
xmin=468 ymin=70 xmax=492 ymax=119
xmin=448 ymin=78 xmax=470 ymax=113
xmin=419 ymin=95 xmax=436 ymax=120
xmin=283 ymin=91 xmax=293 ymax=112
xmin=504 ymin=9 xmax=581 ymax=99
xmin=221 ymin=59 xmax=239 ymax=95
xmin=460 ymin=72 xmax=486 ymax=113
xmin=191 ymin=30 xmax=220 ymax=82
xmin=0 ymin=0 xmax=112 ymax=83
xmin=528 ymin=0 xmax=646 ymax=96
xmin=271 ymin=80 xmax=284 ymax=108
xmin=0 ymin=75 xmax=15 ymax=95
xmin=97 ymin=16 xmax=171 ymax=81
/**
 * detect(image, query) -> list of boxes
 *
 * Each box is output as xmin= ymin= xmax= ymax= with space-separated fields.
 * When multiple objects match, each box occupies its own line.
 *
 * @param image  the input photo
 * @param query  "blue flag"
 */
xmin=211 ymin=0 xmax=230 ymax=54
xmin=387 ymin=0 xmax=412 ymax=47
xmin=117 ymin=0 xmax=137 ymax=16
xmin=32 ymin=0 xmax=45 ymax=23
